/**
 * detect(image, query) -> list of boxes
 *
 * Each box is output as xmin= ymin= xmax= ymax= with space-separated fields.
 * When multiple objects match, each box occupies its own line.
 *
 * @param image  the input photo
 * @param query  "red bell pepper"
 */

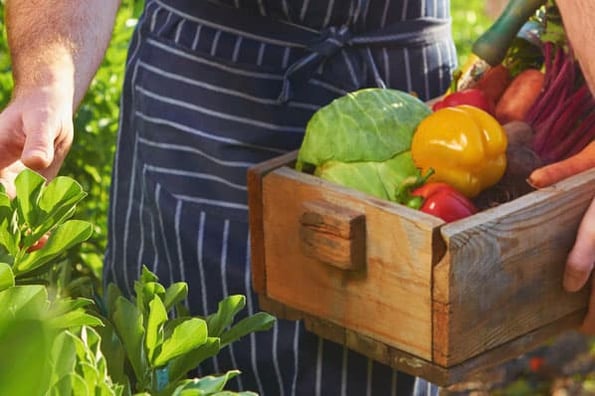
xmin=411 ymin=182 xmax=478 ymax=223
xmin=432 ymin=88 xmax=495 ymax=116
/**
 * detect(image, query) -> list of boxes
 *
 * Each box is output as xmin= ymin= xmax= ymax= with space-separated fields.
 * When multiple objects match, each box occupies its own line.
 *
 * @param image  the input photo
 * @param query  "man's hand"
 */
xmin=564 ymin=197 xmax=595 ymax=334
xmin=0 ymin=84 xmax=74 ymax=195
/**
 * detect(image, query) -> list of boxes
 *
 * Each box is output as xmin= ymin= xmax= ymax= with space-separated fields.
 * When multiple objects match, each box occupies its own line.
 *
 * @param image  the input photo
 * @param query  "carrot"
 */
xmin=474 ymin=64 xmax=512 ymax=105
xmin=495 ymin=68 xmax=545 ymax=125
xmin=527 ymin=139 xmax=595 ymax=188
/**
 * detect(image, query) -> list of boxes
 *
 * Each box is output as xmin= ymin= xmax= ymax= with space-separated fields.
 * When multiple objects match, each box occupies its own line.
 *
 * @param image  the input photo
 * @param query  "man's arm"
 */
xmin=555 ymin=0 xmax=595 ymax=333
xmin=0 ymin=0 xmax=120 ymax=184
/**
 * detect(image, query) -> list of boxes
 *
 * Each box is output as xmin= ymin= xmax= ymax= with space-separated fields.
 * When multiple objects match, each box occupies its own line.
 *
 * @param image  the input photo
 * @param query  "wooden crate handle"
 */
xmin=299 ymin=200 xmax=366 ymax=271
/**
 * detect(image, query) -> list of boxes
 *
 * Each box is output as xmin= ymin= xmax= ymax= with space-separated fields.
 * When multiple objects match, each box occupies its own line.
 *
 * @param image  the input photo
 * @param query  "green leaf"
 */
xmin=49 ymin=331 xmax=78 ymax=387
xmin=153 ymin=318 xmax=208 ymax=367
xmin=163 ymin=282 xmax=188 ymax=311
xmin=26 ymin=176 xmax=87 ymax=245
xmin=146 ymin=296 xmax=168 ymax=363
xmin=166 ymin=338 xmax=221 ymax=385
xmin=0 ymin=192 xmax=16 ymax=256
xmin=316 ymin=151 xmax=420 ymax=201
xmin=112 ymin=296 xmax=146 ymax=381
xmin=14 ymin=169 xmax=45 ymax=227
xmin=171 ymin=371 xmax=241 ymax=395
xmin=0 ymin=263 xmax=14 ymax=291
xmin=206 ymin=295 xmax=246 ymax=337
xmin=0 ymin=285 xmax=48 ymax=320
xmin=14 ymin=220 xmax=93 ymax=275
xmin=0 ymin=318 xmax=52 ymax=395
xmin=220 ymin=312 xmax=276 ymax=348
xmin=296 ymin=88 xmax=431 ymax=169
xmin=47 ymin=309 xmax=104 ymax=330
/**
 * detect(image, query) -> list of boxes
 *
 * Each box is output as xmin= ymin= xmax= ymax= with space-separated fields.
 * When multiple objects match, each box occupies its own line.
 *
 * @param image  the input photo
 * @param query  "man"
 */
xmin=0 ymin=1 xmax=454 ymax=394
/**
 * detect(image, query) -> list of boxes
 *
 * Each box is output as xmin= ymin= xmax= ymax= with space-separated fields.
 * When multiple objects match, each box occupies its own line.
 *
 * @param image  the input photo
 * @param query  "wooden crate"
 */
xmin=247 ymin=150 xmax=593 ymax=386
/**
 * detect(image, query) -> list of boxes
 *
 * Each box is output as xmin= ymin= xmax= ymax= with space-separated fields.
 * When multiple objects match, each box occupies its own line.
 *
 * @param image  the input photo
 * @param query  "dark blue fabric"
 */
xmin=104 ymin=0 xmax=454 ymax=394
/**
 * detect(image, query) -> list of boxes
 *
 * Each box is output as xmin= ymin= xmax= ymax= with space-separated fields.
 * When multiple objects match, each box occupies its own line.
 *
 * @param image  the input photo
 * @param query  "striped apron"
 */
xmin=104 ymin=1 xmax=455 ymax=395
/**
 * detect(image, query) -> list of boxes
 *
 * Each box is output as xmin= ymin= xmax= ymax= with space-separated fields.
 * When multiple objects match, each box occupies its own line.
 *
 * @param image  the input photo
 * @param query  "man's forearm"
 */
xmin=556 ymin=0 xmax=595 ymax=94
xmin=6 ymin=0 xmax=121 ymax=109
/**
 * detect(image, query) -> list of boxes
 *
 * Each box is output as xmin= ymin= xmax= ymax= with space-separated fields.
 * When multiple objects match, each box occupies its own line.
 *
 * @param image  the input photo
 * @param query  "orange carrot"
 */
xmin=495 ymin=68 xmax=545 ymax=125
xmin=527 ymin=140 xmax=595 ymax=188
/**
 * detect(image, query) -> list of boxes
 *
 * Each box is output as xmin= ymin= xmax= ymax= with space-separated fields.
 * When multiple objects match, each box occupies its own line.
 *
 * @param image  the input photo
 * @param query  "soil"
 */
xmin=442 ymin=331 xmax=595 ymax=395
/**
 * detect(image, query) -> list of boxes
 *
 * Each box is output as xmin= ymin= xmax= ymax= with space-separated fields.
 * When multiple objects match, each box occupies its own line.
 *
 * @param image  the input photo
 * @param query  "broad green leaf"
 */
xmin=146 ymin=296 xmax=168 ymax=363
xmin=0 ymin=192 xmax=16 ymax=255
xmin=0 ymin=284 xmax=48 ymax=320
xmin=296 ymin=88 xmax=431 ymax=169
xmin=163 ymin=282 xmax=188 ymax=311
xmin=140 ymin=265 xmax=160 ymax=283
xmin=220 ymin=312 xmax=276 ymax=348
xmin=166 ymin=337 xmax=221 ymax=385
xmin=47 ymin=309 xmax=104 ymax=330
xmin=112 ymin=296 xmax=146 ymax=381
xmin=14 ymin=220 xmax=93 ymax=275
xmin=94 ymin=320 xmax=129 ymax=388
xmin=25 ymin=176 xmax=87 ymax=245
xmin=316 ymin=151 xmax=420 ymax=201
xmin=206 ymin=295 xmax=246 ymax=337
xmin=153 ymin=318 xmax=208 ymax=367
xmin=136 ymin=281 xmax=166 ymax=313
xmin=70 ymin=372 xmax=90 ymax=396
xmin=50 ymin=331 xmax=78 ymax=387
xmin=14 ymin=169 xmax=45 ymax=227
xmin=171 ymin=371 xmax=241 ymax=395
xmin=0 ymin=262 xmax=14 ymax=291
xmin=0 ymin=318 xmax=52 ymax=396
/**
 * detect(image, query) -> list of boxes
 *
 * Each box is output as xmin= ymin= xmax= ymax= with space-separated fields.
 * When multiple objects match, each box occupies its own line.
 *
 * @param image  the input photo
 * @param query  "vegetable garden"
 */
xmin=0 ymin=0 xmax=593 ymax=395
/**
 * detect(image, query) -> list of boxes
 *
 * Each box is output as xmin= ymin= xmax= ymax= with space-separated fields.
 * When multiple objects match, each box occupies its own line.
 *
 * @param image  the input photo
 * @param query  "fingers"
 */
xmin=564 ymin=198 xmax=595 ymax=292
xmin=21 ymin=109 xmax=57 ymax=171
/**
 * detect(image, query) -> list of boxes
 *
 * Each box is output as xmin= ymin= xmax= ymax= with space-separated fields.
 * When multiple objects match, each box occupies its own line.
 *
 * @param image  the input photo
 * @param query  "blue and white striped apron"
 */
xmin=104 ymin=1 xmax=456 ymax=395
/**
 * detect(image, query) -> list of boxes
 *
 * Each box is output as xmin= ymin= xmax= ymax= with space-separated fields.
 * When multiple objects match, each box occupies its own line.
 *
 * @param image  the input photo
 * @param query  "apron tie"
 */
xmin=278 ymin=17 xmax=451 ymax=103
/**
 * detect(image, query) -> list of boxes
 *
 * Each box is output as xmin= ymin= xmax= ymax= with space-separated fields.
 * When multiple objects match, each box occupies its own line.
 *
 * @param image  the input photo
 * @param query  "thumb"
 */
xmin=564 ymin=198 xmax=595 ymax=292
xmin=20 ymin=114 xmax=56 ymax=171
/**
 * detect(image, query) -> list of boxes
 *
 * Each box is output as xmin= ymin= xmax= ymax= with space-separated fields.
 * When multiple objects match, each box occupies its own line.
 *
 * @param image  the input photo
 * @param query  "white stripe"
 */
xmin=149 ymin=206 xmax=159 ymax=275
xmin=136 ymin=167 xmax=148 ymax=284
xmin=340 ymin=347 xmax=348 ymax=396
xmin=135 ymin=111 xmax=290 ymax=155
xmin=144 ymin=165 xmax=247 ymax=191
xmin=366 ymin=359 xmax=373 ymax=396
xmin=243 ymin=237 xmax=265 ymax=396
xmin=175 ymin=194 xmax=249 ymax=211
xmin=282 ymin=47 xmax=291 ymax=69
xmin=272 ymin=323 xmax=285 ymax=396
xmin=422 ymin=46 xmax=430 ymax=100
xmin=232 ymin=36 xmax=243 ymax=62
xmin=381 ymin=0 xmax=390 ymax=27
xmin=219 ymin=220 xmax=245 ymax=391
xmin=401 ymin=0 xmax=409 ymax=20
xmin=382 ymin=48 xmax=390 ymax=86
xmin=122 ymin=134 xmax=140 ymax=296
xmin=154 ymin=184 xmax=175 ymax=284
xmin=257 ymin=43 xmax=266 ymax=66
xmin=299 ymin=0 xmax=311 ymax=22
xmin=191 ymin=24 xmax=202 ymax=50
xmin=174 ymin=19 xmax=185 ymax=43
xmin=155 ymin=0 xmax=314 ymax=47
xmin=390 ymin=370 xmax=397 ymax=396
xmin=436 ymin=41 xmax=444 ymax=94
xmin=291 ymin=321 xmax=300 ymax=396
xmin=315 ymin=338 xmax=323 ymax=396
xmin=150 ymin=5 xmax=160 ymax=32
xmin=211 ymin=29 xmax=222 ymax=57
xmin=157 ymin=11 xmax=172 ymax=36
xmin=147 ymin=38 xmax=282 ymax=80
xmin=138 ymin=136 xmax=255 ymax=168
xmin=341 ymin=50 xmax=360 ymax=88
xmin=322 ymin=0 xmax=335 ymax=28
xmin=257 ymin=0 xmax=266 ymax=15
xmin=196 ymin=212 xmax=220 ymax=372
xmin=136 ymin=86 xmax=304 ymax=133
xmin=403 ymin=47 xmax=413 ymax=93
xmin=175 ymin=200 xmax=187 ymax=284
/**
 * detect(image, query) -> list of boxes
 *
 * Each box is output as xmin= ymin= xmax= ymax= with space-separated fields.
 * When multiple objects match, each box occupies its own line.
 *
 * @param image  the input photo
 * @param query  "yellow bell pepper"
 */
xmin=411 ymin=105 xmax=507 ymax=197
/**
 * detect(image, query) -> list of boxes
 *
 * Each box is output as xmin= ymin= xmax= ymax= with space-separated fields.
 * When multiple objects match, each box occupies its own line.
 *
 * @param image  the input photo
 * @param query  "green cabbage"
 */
xmin=296 ymin=88 xmax=432 ymax=201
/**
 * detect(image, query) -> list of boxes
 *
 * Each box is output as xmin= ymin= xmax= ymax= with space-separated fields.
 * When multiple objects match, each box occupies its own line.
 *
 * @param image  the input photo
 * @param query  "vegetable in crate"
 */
xmin=296 ymin=88 xmax=432 ymax=201
xmin=410 ymin=105 xmax=508 ymax=198
xmin=411 ymin=182 xmax=478 ymax=223
xmin=432 ymin=88 xmax=495 ymax=116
